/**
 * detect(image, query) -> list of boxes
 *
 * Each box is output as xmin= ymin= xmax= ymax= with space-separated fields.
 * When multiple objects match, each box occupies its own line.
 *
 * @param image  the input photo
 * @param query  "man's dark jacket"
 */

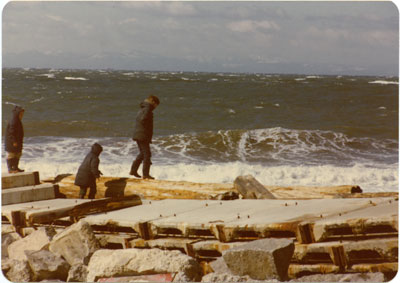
xmin=5 ymin=106 xmax=24 ymax=153
xmin=74 ymin=143 xmax=103 ymax=188
xmin=132 ymin=102 xmax=154 ymax=143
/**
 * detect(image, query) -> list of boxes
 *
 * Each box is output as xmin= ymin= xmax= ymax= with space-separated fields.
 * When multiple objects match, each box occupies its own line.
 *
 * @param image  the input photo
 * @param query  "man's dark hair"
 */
xmin=148 ymin=95 xmax=160 ymax=105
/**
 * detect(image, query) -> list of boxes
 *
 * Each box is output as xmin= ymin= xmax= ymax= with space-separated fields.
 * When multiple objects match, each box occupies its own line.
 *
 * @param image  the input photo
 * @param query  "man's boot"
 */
xmin=14 ymin=158 xmax=24 ymax=173
xmin=142 ymin=160 xmax=154 ymax=180
xmin=129 ymin=159 xmax=142 ymax=178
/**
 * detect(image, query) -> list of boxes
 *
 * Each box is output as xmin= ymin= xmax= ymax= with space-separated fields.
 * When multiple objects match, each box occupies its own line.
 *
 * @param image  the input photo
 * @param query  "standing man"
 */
xmin=130 ymin=95 xmax=160 ymax=179
xmin=5 ymin=106 xmax=25 ymax=173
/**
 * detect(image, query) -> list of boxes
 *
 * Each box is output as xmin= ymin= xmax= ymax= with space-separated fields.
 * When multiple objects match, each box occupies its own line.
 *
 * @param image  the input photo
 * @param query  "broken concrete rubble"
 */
xmin=67 ymin=264 xmax=89 ymax=282
xmin=222 ymin=238 xmax=295 ymax=281
xmin=2 ymin=171 xmax=398 ymax=282
xmin=25 ymin=249 xmax=70 ymax=281
xmin=234 ymin=175 xmax=276 ymax=199
xmin=2 ymin=232 xmax=21 ymax=258
xmin=7 ymin=226 xmax=56 ymax=261
xmin=49 ymin=219 xmax=100 ymax=266
xmin=86 ymin=248 xmax=202 ymax=282
xmin=5 ymin=259 xmax=33 ymax=282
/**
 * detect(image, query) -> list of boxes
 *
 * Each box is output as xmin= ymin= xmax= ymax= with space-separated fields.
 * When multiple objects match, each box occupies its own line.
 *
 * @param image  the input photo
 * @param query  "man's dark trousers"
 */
xmin=131 ymin=140 xmax=151 ymax=177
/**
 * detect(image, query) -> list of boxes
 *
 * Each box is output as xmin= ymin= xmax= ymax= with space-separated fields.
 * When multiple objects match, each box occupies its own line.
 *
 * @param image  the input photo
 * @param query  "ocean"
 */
xmin=2 ymin=68 xmax=398 ymax=192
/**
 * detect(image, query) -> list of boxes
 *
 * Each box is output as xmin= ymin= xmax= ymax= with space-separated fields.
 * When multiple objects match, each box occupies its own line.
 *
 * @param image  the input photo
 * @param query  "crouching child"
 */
xmin=74 ymin=143 xmax=103 ymax=199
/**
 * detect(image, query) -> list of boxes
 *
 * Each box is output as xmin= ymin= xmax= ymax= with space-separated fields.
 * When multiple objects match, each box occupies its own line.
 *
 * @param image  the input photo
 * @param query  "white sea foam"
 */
xmin=37 ymin=74 xmax=55 ymax=79
xmin=8 ymin=159 xmax=397 ymax=193
xmin=306 ymin=75 xmax=321 ymax=79
xmin=295 ymin=78 xmax=306 ymax=81
xmin=30 ymin=97 xmax=44 ymax=103
xmin=64 ymin=77 xmax=88 ymax=81
xmin=368 ymin=80 xmax=398 ymax=85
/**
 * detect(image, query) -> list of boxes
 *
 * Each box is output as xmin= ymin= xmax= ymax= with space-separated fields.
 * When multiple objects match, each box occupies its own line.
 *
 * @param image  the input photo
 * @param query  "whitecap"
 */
xmin=254 ymin=106 xmax=264 ymax=109
xmin=295 ymin=78 xmax=306 ymax=81
xmin=208 ymin=78 xmax=218 ymax=82
xmin=274 ymin=103 xmax=280 ymax=107
xmin=37 ymin=74 xmax=55 ymax=79
xmin=64 ymin=77 xmax=88 ymax=81
xmin=378 ymin=106 xmax=387 ymax=110
xmin=306 ymin=75 xmax=321 ymax=79
xmin=30 ymin=97 xmax=44 ymax=103
xmin=368 ymin=80 xmax=398 ymax=85
xmin=228 ymin=109 xmax=236 ymax=114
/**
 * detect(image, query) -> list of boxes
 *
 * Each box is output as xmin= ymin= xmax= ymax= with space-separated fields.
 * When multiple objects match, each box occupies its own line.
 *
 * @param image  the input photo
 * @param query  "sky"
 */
xmin=1 ymin=1 xmax=399 ymax=76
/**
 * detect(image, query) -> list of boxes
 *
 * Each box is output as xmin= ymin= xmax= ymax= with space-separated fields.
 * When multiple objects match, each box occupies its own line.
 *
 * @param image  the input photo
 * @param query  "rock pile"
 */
xmin=2 ymin=219 xmax=202 ymax=282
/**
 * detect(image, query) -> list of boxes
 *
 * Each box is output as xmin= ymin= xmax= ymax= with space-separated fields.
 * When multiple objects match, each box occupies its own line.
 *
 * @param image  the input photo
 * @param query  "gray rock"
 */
xmin=173 ymin=271 xmax=193 ymax=282
xmin=86 ymin=248 xmax=202 ymax=282
xmin=2 ymin=232 xmax=21 ymax=259
xmin=209 ymin=257 xmax=231 ymax=274
xmin=7 ymin=227 xmax=56 ymax=261
xmin=67 ymin=264 xmax=88 ymax=282
xmin=1 ymin=258 xmax=13 ymax=274
xmin=49 ymin=220 xmax=100 ymax=266
xmin=201 ymin=272 xmax=253 ymax=282
xmin=26 ymin=249 xmax=70 ymax=281
xmin=290 ymin=272 xmax=386 ymax=282
xmin=222 ymin=238 xmax=294 ymax=281
xmin=5 ymin=259 xmax=33 ymax=282
xmin=201 ymin=272 xmax=279 ymax=282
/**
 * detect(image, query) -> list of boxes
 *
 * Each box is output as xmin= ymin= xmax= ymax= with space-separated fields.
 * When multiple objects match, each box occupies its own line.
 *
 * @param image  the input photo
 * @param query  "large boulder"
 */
xmin=222 ymin=238 xmax=294 ymax=281
xmin=25 ymin=249 xmax=70 ymax=281
xmin=67 ymin=264 xmax=88 ymax=282
xmin=7 ymin=227 xmax=56 ymax=261
xmin=49 ymin=220 xmax=100 ymax=266
xmin=86 ymin=248 xmax=202 ymax=282
xmin=5 ymin=259 xmax=33 ymax=282
xmin=2 ymin=232 xmax=21 ymax=258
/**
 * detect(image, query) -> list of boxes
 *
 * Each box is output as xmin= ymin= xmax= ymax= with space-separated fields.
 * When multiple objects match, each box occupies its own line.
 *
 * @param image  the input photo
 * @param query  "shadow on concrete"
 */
xmin=105 ymin=178 xmax=128 ymax=197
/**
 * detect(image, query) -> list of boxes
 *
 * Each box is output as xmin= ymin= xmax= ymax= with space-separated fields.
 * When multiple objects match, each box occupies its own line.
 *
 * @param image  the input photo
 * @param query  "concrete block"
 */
xmin=8 ymin=227 xmax=56 ymax=261
xmin=86 ymin=248 xmax=202 ymax=282
xmin=222 ymin=238 xmax=294 ymax=281
xmin=2 ymin=232 xmax=21 ymax=258
xmin=49 ymin=220 xmax=100 ymax=266
xmin=5 ymin=259 xmax=33 ymax=282
xmin=26 ymin=249 xmax=70 ymax=281
xmin=2 ymin=171 xmax=40 ymax=189
xmin=67 ymin=264 xmax=88 ymax=282
xmin=2 ymin=183 xmax=57 ymax=205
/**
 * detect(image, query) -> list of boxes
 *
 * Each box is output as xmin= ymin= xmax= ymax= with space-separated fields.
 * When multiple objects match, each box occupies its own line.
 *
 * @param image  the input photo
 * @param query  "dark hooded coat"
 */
xmin=74 ymin=143 xmax=103 ymax=188
xmin=132 ymin=102 xmax=154 ymax=143
xmin=5 ymin=106 xmax=24 ymax=153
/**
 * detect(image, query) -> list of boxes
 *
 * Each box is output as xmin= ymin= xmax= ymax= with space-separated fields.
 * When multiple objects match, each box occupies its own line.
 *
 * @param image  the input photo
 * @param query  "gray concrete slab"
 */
xmin=85 ymin=199 xmax=220 ymax=237
xmin=2 ymin=183 xmax=56 ymax=205
xmin=311 ymin=201 xmax=398 ymax=242
xmin=85 ymin=198 xmax=395 ymax=242
xmin=2 ymin=198 xmax=92 ymax=225
xmin=148 ymin=198 xmax=393 ymax=241
xmin=2 ymin=172 xmax=40 ymax=189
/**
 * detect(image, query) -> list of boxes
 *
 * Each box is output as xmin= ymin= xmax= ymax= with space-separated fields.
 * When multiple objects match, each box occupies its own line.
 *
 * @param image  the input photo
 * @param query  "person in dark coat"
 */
xmin=130 ymin=95 xmax=160 ymax=179
xmin=74 ymin=143 xmax=103 ymax=199
xmin=5 ymin=106 xmax=25 ymax=173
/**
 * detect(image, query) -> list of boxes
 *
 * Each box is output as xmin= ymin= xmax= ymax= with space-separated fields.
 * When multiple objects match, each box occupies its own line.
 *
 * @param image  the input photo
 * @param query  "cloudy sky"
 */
xmin=2 ymin=1 xmax=399 ymax=75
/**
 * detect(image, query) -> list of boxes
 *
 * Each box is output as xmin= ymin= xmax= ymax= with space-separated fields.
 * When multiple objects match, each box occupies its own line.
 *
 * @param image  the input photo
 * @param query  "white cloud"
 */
xmin=227 ymin=20 xmax=279 ymax=33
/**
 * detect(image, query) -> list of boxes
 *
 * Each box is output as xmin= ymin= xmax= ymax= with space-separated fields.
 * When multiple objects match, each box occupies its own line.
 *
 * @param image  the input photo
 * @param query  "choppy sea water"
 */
xmin=2 ymin=68 xmax=398 ymax=192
